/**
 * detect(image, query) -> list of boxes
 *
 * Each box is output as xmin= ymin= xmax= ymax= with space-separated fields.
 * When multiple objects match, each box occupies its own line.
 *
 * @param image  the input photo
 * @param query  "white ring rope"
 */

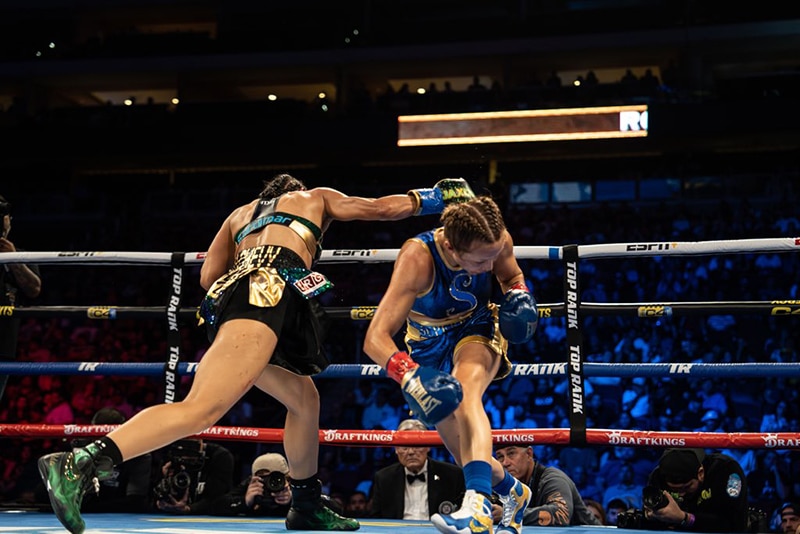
xmin=576 ymin=237 xmax=800 ymax=259
xmin=1 ymin=236 xmax=796 ymax=265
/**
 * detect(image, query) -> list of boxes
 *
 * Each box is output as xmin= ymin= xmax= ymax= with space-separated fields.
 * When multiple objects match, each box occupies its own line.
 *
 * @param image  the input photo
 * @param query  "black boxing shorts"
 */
xmin=199 ymin=245 xmax=332 ymax=375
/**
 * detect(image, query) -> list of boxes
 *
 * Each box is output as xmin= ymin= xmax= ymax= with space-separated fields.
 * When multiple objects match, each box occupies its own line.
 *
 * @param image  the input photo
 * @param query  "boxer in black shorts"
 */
xmin=39 ymin=173 xmax=473 ymax=534
xmin=202 ymin=245 xmax=330 ymax=375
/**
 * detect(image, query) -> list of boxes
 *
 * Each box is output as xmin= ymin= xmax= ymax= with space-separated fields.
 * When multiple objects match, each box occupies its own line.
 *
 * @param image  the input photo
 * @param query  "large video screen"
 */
xmin=398 ymin=105 xmax=648 ymax=146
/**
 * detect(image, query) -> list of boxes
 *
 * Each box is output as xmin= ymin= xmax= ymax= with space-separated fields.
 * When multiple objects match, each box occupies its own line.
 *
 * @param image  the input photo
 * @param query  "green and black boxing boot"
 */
xmin=38 ymin=441 xmax=115 ymax=534
xmin=286 ymin=477 xmax=360 ymax=531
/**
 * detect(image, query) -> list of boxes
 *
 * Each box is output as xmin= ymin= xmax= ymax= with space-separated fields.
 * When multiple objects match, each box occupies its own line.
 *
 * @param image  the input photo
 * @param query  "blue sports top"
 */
xmin=408 ymin=229 xmax=492 ymax=322
xmin=234 ymin=196 xmax=323 ymax=262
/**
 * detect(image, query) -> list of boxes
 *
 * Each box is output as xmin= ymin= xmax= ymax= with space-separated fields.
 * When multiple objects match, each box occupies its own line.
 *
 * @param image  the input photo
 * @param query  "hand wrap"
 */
xmin=408 ymin=178 xmax=476 ymax=216
xmin=386 ymin=351 xmax=463 ymax=426
xmin=499 ymin=282 xmax=538 ymax=344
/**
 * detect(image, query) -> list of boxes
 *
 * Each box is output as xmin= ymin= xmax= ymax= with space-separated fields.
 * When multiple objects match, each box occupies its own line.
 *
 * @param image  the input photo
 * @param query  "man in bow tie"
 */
xmin=369 ymin=418 xmax=466 ymax=520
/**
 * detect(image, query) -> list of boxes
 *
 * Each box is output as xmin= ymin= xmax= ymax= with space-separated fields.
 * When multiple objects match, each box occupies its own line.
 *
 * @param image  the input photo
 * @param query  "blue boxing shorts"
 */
xmin=404 ymin=304 xmax=511 ymax=380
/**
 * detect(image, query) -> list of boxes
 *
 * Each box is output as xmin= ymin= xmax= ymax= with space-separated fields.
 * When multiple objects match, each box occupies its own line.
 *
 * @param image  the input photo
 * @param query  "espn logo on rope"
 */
xmin=87 ymin=306 xmax=117 ymax=320
xmin=770 ymin=300 xmax=800 ymax=315
xmin=57 ymin=251 xmax=99 ymax=257
xmin=625 ymin=242 xmax=677 ymax=252
xmin=332 ymin=249 xmax=379 ymax=257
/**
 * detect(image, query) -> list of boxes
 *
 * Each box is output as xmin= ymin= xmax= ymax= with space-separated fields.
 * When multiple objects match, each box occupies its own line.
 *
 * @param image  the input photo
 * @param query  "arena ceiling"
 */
xmin=0 ymin=1 xmax=797 ymax=107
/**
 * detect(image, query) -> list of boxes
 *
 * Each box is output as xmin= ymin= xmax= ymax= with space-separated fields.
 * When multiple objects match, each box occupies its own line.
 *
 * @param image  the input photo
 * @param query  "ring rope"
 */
xmin=1 ymin=424 xmax=798 ymax=449
xmin=575 ymin=237 xmax=799 ymax=258
xmin=3 ymin=299 xmax=800 ymax=322
xmin=2 ymin=236 xmax=798 ymax=447
xmin=0 ymin=236 xmax=797 ymax=266
xmin=3 ymin=361 xmax=800 ymax=378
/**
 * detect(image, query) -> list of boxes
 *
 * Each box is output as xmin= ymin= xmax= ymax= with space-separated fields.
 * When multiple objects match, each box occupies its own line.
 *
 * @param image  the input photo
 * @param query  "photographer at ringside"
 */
xmin=620 ymin=448 xmax=749 ymax=532
xmin=211 ymin=452 xmax=293 ymax=517
xmin=0 ymin=194 xmax=42 ymax=404
xmin=153 ymin=439 xmax=234 ymax=515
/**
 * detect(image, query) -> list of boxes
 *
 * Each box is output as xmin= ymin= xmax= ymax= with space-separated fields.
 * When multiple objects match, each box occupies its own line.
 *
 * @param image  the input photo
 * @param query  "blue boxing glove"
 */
xmin=386 ymin=351 xmax=463 ymax=426
xmin=408 ymin=178 xmax=476 ymax=216
xmin=499 ymin=282 xmax=538 ymax=344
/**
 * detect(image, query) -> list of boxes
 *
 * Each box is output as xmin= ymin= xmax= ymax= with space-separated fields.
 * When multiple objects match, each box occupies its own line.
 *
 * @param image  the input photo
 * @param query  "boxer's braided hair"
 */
xmin=259 ymin=173 xmax=307 ymax=200
xmin=441 ymin=195 xmax=506 ymax=252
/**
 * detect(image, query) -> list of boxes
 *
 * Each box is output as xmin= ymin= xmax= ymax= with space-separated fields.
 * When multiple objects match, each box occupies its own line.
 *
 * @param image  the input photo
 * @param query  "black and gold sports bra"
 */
xmin=234 ymin=196 xmax=323 ymax=262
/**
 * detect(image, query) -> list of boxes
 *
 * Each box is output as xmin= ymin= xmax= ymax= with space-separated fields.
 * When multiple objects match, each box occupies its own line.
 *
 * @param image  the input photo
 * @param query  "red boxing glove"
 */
xmin=386 ymin=351 xmax=419 ymax=384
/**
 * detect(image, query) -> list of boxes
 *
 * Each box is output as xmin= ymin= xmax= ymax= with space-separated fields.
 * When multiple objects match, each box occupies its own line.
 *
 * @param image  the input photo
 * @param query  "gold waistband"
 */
xmin=408 ymin=308 xmax=473 ymax=327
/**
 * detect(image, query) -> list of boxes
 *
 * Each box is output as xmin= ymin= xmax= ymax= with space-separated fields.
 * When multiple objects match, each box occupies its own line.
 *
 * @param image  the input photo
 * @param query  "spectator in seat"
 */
xmin=369 ymin=418 xmax=465 ymax=520
xmin=493 ymin=444 xmax=601 ymax=526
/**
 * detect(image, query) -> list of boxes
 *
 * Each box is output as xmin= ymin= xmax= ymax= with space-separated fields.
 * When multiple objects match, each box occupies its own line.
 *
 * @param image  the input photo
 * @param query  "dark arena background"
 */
xmin=1 ymin=1 xmax=799 ymax=533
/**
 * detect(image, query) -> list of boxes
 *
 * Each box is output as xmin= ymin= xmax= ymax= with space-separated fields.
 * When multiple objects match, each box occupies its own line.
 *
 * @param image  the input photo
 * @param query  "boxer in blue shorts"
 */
xmin=365 ymin=195 xmax=539 ymax=534
xmin=38 ymin=174 xmax=474 ymax=534
xmin=402 ymin=230 xmax=511 ymax=380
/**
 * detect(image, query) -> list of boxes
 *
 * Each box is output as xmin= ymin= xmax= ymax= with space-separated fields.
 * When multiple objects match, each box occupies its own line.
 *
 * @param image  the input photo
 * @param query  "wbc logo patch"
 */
xmin=293 ymin=272 xmax=330 ymax=298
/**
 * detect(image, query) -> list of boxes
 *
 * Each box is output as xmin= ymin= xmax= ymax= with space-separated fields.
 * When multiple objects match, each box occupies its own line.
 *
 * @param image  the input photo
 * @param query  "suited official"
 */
xmin=370 ymin=419 xmax=465 ymax=520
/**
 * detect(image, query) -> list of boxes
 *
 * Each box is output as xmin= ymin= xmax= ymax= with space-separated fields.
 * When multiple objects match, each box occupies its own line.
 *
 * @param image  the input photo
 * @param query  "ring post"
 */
xmin=563 ymin=244 xmax=587 ymax=446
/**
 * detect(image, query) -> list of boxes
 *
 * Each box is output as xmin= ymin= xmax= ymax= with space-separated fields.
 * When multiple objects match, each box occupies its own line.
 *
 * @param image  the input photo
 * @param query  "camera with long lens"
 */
xmin=154 ymin=470 xmax=192 ymax=499
xmin=642 ymin=485 xmax=668 ymax=511
xmin=155 ymin=440 xmax=204 ymax=500
xmin=253 ymin=471 xmax=287 ymax=506
xmin=616 ymin=486 xmax=668 ymax=529
xmin=260 ymin=471 xmax=287 ymax=493
xmin=616 ymin=508 xmax=646 ymax=529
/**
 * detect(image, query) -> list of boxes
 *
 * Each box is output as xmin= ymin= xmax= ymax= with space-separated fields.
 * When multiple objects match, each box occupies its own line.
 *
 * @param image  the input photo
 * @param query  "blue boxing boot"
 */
xmin=495 ymin=477 xmax=532 ymax=534
xmin=432 ymin=490 xmax=494 ymax=534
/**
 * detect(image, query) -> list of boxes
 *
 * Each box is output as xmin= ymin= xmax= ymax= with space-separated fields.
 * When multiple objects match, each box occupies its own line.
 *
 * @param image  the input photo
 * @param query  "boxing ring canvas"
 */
xmin=0 ymin=511 xmax=629 ymax=533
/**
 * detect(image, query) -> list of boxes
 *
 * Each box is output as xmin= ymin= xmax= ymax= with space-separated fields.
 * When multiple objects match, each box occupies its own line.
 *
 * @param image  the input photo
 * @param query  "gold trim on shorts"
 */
xmin=452 ymin=304 xmax=512 ymax=381
xmin=249 ymin=267 xmax=286 ymax=307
